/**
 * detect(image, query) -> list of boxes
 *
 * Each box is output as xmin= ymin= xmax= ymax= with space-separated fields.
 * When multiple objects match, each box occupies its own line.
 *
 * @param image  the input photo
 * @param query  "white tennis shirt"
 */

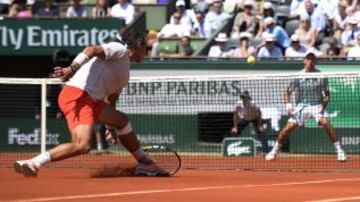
xmin=67 ymin=42 xmax=130 ymax=100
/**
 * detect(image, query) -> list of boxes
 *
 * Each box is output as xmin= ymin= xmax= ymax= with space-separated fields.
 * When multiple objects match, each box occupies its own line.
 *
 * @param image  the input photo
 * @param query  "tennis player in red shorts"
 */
xmin=14 ymin=31 xmax=167 ymax=177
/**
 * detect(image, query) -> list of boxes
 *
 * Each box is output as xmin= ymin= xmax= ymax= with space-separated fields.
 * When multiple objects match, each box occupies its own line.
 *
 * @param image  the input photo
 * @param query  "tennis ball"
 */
xmin=247 ymin=56 xmax=256 ymax=65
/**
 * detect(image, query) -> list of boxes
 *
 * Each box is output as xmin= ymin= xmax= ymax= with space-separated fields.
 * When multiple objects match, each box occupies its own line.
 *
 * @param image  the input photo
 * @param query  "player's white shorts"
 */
xmin=288 ymin=104 xmax=328 ymax=126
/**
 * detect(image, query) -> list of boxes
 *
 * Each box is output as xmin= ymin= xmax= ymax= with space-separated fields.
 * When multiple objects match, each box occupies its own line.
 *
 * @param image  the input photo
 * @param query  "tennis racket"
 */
xmin=142 ymin=145 xmax=181 ymax=176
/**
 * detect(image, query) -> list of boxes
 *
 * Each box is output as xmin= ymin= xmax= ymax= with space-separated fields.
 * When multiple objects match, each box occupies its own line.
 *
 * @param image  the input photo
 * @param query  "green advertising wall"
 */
xmin=0 ymin=18 xmax=125 ymax=56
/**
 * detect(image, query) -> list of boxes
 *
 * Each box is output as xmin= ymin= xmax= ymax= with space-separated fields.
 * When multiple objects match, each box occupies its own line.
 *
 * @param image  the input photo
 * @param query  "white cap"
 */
xmin=244 ymin=0 xmax=254 ymax=7
xmin=215 ymin=32 xmax=229 ymax=42
xmin=290 ymin=34 xmax=300 ymax=41
xmin=305 ymin=47 xmax=320 ymax=57
xmin=212 ymin=0 xmax=222 ymax=3
xmin=346 ymin=17 xmax=358 ymax=25
xmin=239 ymin=32 xmax=252 ymax=39
xmin=176 ymin=0 xmax=185 ymax=7
xmin=263 ymin=2 xmax=272 ymax=9
xmin=311 ymin=0 xmax=319 ymax=4
xmin=264 ymin=33 xmax=276 ymax=42
xmin=264 ymin=17 xmax=275 ymax=26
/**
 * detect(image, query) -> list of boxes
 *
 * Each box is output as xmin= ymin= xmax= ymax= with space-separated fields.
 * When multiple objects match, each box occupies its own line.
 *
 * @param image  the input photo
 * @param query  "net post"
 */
xmin=41 ymin=78 xmax=47 ymax=153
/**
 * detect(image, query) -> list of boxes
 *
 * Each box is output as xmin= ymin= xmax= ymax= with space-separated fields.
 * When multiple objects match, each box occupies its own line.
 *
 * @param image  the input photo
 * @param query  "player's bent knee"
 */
xmin=116 ymin=122 xmax=133 ymax=136
xmin=76 ymin=142 xmax=92 ymax=154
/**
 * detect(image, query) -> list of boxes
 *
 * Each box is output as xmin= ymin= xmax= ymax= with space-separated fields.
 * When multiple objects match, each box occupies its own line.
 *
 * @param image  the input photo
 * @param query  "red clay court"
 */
xmin=1 ymin=168 xmax=360 ymax=202
xmin=2 ymin=153 xmax=360 ymax=202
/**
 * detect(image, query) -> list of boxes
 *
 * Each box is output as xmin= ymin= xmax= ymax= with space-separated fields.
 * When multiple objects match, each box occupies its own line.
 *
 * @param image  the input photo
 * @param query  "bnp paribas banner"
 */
xmin=0 ymin=18 xmax=124 ymax=56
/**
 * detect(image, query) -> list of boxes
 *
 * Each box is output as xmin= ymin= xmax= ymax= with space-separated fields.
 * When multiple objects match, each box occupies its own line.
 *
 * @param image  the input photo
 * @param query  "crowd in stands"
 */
xmin=1 ymin=0 xmax=359 ymax=58
xmin=0 ymin=0 xmax=136 ymax=22
xmin=151 ymin=0 xmax=360 ymax=59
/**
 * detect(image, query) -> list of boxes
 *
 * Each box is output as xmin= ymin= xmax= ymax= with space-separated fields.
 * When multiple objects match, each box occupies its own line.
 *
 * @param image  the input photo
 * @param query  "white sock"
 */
xmin=97 ymin=143 xmax=103 ymax=151
xmin=272 ymin=141 xmax=282 ymax=153
xmin=31 ymin=152 xmax=51 ymax=166
xmin=334 ymin=141 xmax=343 ymax=152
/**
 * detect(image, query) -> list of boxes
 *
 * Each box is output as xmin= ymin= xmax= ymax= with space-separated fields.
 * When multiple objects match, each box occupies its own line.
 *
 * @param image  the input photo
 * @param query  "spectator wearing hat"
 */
xmin=170 ymin=0 xmax=197 ymax=29
xmin=232 ymin=32 xmax=256 ymax=58
xmin=341 ymin=17 xmax=360 ymax=48
xmin=295 ymin=15 xmax=317 ymax=48
xmin=204 ymin=0 xmax=230 ymax=36
xmin=285 ymin=34 xmax=308 ymax=58
xmin=257 ymin=2 xmax=275 ymax=38
xmin=110 ymin=0 xmax=135 ymax=24
xmin=231 ymin=0 xmax=256 ymax=38
xmin=193 ymin=11 xmax=211 ymax=38
xmin=66 ymin=0 xmax=88 ymax=18
xmin=297 ymin=0 xmax=326 ymax=32
xmin=208 ymin=33 xmax=233 ymax=57
xmin=257 ymin=33 xmax=283 ymax=58
xmin=347 ymin=34 xmax=360 ymax=58
xmin=263 ymin=16 xmax=290 ymax=50
xmin=36 ymin=0 xmax=60 ymax=17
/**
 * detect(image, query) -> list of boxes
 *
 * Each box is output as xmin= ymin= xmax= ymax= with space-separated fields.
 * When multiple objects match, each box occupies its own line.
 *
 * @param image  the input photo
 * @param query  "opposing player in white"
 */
xmin=14 ymin=31 xmax=167 ymax=177
xmin=265 ymin=49 xmax=347 ymax=162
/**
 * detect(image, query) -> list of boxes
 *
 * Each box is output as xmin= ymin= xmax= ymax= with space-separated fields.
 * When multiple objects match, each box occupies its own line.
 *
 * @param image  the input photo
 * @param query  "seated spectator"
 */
xmin=204 ymin=0 xmax=230 ymax=36
xmin=318 ymin=0 xmax=339 ymax=24
xmin=295 ymin=15 xmax=317 ymax=47
xmin=66 ymin=0 xmax=88 ymax=18
xmin=36 ymin=0 xmax=60 ymax=17
xmin=159 ymin=36 xmax=194 ymax=58
xmin=192 ymin=0 xmax=210 ymax=13
xmin=231 ymin=0 xmax=256 ymax=38
xmin=158 ymin=12 xmax=192 ymax=38
xmin=322 ymin=37 xmax=342 ymax=57
xmin=0 ymin=0 xmax=11 ymax=14
xmin=263 ymin=17 xmax=290 ymax=50
xmin=333 ymin=0 xmax=348 ymax=39
xmin=290 ymin=0 xmax=304 ymax=18
xmin=347 ymin=34 xmax=360 ymax=58
xmin=110 ymin=0 xmax=135 ymax=24
xmin=92 ymin=0 xmax=111 ymax=17
xmin=257 ymin=33 xmax=283 ymax=58
xmin=285 ymin=34 xmax=308 ymax=57
xmin=341 ymin=17 xmax=360 ymax=48
xmin=193 ymin=11 xmax=211 ymax=38
xmin=256 ymin=2 xmax=275 ymax=37
xmin=8 ymin=0 xmax=32 ymax=19
xmin=208 ymin=33 xmax=233 ymax=57
xmin=170 ymin=0 xmax=197 ymax=29
xmin=232 ymin=32 xmax=256 ymax=58
xmin=297 ymin=0 xmax=326 ymax=32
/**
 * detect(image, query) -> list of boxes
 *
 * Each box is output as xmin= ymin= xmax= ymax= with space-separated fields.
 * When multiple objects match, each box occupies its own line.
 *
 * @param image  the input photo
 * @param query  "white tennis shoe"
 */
xmin=13 ymin=160 xmax=40 ymax=177
xmin=265 ymin=151 xmax=276 ymax=161
xmin=337 ymin=150 xmax=347 ymax=162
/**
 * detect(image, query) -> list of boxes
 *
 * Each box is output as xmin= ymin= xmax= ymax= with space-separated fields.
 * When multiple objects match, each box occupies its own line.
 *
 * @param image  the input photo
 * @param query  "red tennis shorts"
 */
xmin=58 ymin=86 xmax=107 ymax=131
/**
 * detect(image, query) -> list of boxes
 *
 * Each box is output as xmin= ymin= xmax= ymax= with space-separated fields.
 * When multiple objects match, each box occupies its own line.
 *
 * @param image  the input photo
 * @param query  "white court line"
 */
xmin=5 ymin=178 xmax=360 ymax=202
xmin=306 ymin=196 xmax=360 ymax=202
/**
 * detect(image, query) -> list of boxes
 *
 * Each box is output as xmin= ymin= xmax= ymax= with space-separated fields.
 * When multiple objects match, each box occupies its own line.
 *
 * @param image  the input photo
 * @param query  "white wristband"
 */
xmin=73 ymin=52 xmax=89 ymax=67
xmin=285 ymin=103 xmax=292 ymax=111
